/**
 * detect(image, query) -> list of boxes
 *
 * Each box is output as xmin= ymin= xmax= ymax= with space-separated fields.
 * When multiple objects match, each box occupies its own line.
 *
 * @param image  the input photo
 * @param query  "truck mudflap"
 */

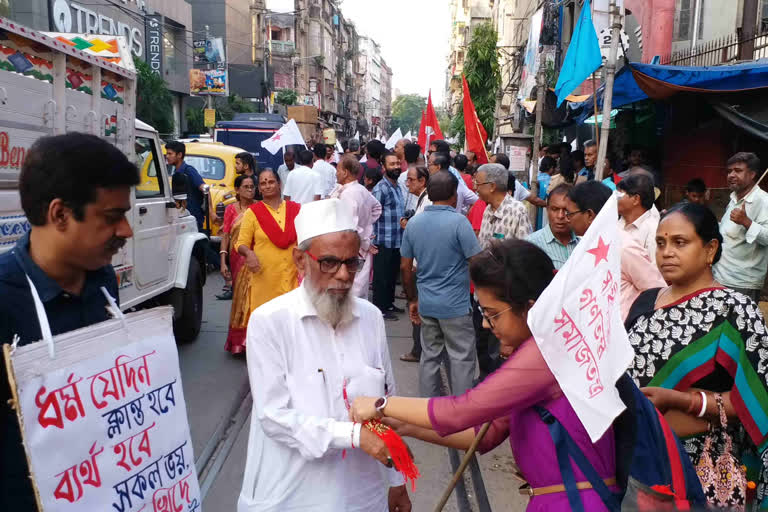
xmin=174 ymin=232 xmax=208 ymax=289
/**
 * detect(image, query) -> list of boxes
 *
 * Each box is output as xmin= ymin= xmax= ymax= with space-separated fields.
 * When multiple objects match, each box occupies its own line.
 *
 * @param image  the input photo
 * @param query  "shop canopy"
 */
xmin=571 ymin=60 xmax=768 ymax=124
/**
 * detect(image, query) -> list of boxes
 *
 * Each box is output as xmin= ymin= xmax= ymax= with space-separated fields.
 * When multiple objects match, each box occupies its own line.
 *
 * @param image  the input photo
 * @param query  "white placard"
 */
xmin=6 ymin=306 xmax=201 ymax=512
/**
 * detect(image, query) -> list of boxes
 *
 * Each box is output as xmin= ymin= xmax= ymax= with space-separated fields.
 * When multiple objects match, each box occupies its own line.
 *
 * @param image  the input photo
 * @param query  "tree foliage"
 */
xmin=276 ymin=89 xmax=299 ymax=106
xmin=452 ymin=22 xmax=501 ymax=145
xmin=390 ymin=94 xmax=426 ymax=134
xmin=185 ymin=108 xmax=205 ymax=134
xmin=134 ymin=57 xmax=174 ymax=135
xmin=214 ymin=94 xmax=257 ymax=121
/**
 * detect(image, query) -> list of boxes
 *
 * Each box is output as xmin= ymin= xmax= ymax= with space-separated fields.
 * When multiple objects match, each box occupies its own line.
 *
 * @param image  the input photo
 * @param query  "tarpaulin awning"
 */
xmin=570 ymin=60 xmax=768 ymax=124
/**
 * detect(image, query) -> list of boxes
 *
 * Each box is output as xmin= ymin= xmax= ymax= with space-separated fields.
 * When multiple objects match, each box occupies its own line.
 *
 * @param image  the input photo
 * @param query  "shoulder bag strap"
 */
xmin=536 ymin=406 xmax=621 ymax=511
xmin=656 ymin=409 xmax=691 ymax=510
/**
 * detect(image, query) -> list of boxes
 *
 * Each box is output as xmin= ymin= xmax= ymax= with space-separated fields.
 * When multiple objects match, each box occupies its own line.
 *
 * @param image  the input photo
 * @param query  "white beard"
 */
xmin=304 ymin=267 xmax=353 ymax=327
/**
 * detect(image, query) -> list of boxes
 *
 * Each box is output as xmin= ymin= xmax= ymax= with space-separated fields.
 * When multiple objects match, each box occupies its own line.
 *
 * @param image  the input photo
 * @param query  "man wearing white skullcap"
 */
xmin=237 ymin=199 xmax=411 ymax=512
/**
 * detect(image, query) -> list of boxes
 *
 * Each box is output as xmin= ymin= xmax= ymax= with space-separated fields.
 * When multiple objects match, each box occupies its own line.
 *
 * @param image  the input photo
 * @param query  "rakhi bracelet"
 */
xmin=697 ymin=391 xmax=708 ymax=418
xmin=351 ymin=422 xmax=356 ymax=449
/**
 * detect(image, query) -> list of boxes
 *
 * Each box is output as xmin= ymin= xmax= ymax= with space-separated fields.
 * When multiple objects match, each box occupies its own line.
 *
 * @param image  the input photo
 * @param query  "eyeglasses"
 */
xmin=474 ymin=181 xmax=493 ymax=187
xmin=477 ymin=305 xmax=515 ymax=329
xmin=241 ymin=184 xmax=256 ymax=189
xmin=305 ymin=251 xmax=365 ymax=274
xmin=564 ymin=209 xmax=585 ymax=220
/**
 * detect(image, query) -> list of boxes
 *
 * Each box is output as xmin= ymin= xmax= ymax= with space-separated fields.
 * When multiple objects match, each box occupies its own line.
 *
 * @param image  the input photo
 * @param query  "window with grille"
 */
xmin=674 ymin=0 xmax=704 ymax=41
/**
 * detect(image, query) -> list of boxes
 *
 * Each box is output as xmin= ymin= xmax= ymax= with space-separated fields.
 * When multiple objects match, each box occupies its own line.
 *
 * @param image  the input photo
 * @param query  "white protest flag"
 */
xmin=403 ymin=130 xmax=413 ymax=141
xmin=385 ymin=128 xmax=403 ymax=149
xmin=261 ymin=119 xmax=307 ymax=155
xmin=335 ymin=140 xmax=344 ymax=153
xmin=527 ymin=192 xmax=634 ymax=442
xmin=353 ymin=130 xmax=360 ymax=140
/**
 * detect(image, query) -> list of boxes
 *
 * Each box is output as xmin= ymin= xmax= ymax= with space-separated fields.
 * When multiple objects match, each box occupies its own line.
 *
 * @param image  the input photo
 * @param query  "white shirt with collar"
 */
xmin=283 ymin=164 xmax=324 ymax=204
xmin=714 ymin=185 xmax=768 ymax=290
xmin=619 ymin=204 xmax=660 ymax=264
xmin=312 ymin=159 xmax=338 ymax=197
xmin=238 ymin=283 xmax=403 ymax=512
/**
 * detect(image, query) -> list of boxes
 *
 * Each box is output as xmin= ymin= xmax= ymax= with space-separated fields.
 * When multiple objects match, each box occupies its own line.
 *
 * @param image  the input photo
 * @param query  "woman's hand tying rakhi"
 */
xmin=350 ymin=396 xmax=382 ymax=423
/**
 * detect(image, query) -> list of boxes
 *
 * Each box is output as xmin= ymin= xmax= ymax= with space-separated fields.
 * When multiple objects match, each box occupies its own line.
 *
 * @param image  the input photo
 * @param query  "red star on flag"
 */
xmin=270 ymin=132 xmax=282 ymax=141
xmin=587 ymin=237 xmax=610 ymax=267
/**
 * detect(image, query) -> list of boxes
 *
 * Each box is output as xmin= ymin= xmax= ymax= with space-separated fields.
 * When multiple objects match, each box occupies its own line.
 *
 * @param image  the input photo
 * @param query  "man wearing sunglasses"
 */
xmin=238 ymin=198 xmax=411 ymax=512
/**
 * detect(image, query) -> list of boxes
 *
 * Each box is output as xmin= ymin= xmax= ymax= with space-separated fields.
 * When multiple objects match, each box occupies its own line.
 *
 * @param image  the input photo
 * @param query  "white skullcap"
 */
xmin=295 ymin=198 xmax=357 ymax=246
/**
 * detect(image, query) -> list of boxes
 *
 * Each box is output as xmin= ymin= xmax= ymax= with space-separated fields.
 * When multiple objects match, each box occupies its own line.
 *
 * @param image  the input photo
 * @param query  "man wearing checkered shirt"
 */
xmin=371 ymin=151 xmax=405 ymax=320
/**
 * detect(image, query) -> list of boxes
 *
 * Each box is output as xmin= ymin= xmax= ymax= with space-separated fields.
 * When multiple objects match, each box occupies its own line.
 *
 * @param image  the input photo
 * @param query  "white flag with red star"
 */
xmin=260 ymin=119 xmax=307 ymax=155
xmin=527 ymin=193 xmax=634 ymax=442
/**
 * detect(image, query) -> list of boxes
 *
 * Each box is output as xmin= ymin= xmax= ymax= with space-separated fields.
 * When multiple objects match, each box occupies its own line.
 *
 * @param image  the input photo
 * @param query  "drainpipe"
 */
xmin=741 ymin=0 xmax=759 ymax=61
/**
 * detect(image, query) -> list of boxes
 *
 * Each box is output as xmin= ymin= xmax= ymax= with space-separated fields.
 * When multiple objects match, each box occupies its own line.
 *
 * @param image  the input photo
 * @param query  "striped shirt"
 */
xmin=526 ymin=224 xmax=580 ymax=270
xmin=371 ymin=177 xmax=404 ymax=249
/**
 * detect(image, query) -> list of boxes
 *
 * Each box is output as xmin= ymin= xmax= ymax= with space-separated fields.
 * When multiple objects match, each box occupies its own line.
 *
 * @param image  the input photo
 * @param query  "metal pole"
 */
xmin=531 ymin=69 xmax=545 ymax=187
xmin=204 ymin=25 xmax=213 ymax=135
xmin=595 ymin=0 xmax=620 ymax=181
xmin=691 ymin=0 xmax=702 ymax=51
xmin=433 ymin=422 xmax=492 ymax=512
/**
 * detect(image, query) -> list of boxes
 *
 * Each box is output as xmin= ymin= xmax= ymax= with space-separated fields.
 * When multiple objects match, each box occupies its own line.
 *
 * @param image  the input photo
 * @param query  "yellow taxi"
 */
xmin=165 ymin=141 xmax=248 ymax=239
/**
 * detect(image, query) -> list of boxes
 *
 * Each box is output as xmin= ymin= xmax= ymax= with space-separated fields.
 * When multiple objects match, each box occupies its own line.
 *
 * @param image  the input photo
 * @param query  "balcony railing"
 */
xmin=654 ymin=30 xmax=768 ymax=66
xmin=270 ymin=40 xmax=295 ymax=56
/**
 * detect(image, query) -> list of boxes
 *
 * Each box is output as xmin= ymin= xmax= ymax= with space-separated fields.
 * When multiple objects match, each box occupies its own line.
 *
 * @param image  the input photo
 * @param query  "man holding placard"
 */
xmin=0 ymin=133 xmax=139 ymax=509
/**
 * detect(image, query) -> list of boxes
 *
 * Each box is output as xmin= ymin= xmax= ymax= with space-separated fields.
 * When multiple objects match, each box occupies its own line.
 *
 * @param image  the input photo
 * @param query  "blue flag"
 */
xmin=554 ymin=0 xmax=602 ymax=106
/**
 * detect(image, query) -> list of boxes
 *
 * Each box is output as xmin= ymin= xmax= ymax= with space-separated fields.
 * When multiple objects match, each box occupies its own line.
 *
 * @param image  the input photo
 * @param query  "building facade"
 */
xmin=3 ymin=0 xmax=193 ymax=136
xmin=445 ymin=0 xmax=492 ymax=115
xmin=292 ymin=0 xmax=391 ymax=140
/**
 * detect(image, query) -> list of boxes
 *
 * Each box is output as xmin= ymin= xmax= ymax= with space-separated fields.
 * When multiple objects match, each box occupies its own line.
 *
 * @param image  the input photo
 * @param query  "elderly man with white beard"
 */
xmin=237 ymin=198 xmax=411 ymax=512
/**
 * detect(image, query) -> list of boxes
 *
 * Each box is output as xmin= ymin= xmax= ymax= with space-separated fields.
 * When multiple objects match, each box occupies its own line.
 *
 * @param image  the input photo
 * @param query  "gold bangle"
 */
xmin=219 ymin=250 xmax=228 ymax=255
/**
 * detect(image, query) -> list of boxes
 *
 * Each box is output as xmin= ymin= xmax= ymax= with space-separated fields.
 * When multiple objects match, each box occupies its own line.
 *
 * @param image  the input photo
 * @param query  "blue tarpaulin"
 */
xmin=571 ymin=60 xmax=768 ymax=124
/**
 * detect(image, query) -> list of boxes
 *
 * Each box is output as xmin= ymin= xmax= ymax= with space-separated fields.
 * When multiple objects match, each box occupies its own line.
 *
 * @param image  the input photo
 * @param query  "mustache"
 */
xmin=105 ymin=237 xmax=127 ymax=252
xmin=327 ymin=283 xmax=352 ymax=290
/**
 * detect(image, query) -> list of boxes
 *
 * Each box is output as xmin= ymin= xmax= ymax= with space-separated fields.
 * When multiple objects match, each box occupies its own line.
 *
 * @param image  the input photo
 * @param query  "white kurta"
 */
xmin=237 ymin=283 xmax=403 ymax=512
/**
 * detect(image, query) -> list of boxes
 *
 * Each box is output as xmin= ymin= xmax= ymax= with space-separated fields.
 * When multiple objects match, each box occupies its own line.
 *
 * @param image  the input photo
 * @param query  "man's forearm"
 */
xmin=401 ymin=265 xmax=417 ymax=301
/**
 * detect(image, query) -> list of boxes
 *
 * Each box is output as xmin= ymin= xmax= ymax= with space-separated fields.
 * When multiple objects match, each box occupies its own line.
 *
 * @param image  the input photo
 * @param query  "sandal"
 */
xmin=400 ymin=352 xmax=419 ymax=362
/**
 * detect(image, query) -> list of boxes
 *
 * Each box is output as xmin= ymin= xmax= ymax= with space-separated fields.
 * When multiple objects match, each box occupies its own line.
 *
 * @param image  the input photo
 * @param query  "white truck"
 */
xmin=0 ymin=18 xmax=207 ymax=342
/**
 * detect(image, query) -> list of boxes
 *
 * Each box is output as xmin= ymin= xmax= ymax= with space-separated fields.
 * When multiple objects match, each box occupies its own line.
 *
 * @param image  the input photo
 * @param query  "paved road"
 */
xmin=180 ymin=274 xmax=527 ymax=511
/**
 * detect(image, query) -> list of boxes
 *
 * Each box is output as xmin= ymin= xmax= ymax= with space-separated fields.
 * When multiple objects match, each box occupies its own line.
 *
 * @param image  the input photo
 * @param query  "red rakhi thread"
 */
xmin=364 ymin=419 xmax=420 ymax=491
xmin=342 ymin=379 xmax=420 ymax=490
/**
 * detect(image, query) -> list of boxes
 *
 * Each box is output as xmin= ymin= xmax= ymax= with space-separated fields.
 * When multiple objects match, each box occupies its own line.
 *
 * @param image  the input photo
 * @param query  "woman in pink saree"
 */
xmin=351 ymin=240 xmax=617 ymax=511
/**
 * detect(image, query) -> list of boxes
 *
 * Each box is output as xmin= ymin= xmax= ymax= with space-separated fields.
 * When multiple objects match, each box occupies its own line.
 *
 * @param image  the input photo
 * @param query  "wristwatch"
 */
xmin=374 ymin=396 xmax=388 ymax=415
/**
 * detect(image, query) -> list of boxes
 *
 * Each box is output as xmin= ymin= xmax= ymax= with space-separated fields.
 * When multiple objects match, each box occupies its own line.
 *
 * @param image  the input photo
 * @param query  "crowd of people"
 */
xmin=216 ymin=133 xmax=768 ymax=511
xmin=2 ymin=130 xmax=768 ymax=512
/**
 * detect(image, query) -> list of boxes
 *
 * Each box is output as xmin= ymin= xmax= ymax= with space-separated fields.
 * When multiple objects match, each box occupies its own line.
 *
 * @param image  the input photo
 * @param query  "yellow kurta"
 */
xmin=235 ymin=202 xmax=298 ymax=316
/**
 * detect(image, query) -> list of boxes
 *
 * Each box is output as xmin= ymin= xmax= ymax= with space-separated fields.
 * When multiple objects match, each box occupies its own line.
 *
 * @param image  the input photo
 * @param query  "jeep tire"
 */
xmin=173 ymin=259 xmax=203 ymax=343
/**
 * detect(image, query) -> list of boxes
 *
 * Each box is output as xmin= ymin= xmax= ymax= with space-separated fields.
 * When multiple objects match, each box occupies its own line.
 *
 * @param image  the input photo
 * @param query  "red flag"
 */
xmin=462 ymin=75 xmax=489 ymax=164
xmin=417 ymin=109 xmax=426 ymax=153
xmin=424 ymin=91 xmax=444 ymax=146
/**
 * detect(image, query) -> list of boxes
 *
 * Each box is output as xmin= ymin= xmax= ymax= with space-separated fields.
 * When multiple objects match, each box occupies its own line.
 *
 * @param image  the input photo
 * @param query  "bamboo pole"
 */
xmin=433 ymin=422 xmax=492 ymax=512
xmin=595 ymin=0 xmax=621 ymax=181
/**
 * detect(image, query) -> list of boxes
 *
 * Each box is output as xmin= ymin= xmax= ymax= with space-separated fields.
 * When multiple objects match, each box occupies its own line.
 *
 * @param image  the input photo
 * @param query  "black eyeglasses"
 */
xmin=564 ymin=209 xmax=585 ymax=220
xmin=477 ymin=305 xmax=514 ymax=329
xmin=305 ymin=251 xmax=365 ymax=274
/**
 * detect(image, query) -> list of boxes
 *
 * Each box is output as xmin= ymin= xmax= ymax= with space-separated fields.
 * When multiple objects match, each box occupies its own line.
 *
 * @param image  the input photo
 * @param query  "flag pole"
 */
xmin=432 ymin=422 xmax=491 ymax=512
xmin=595 ymin=0 xmax=620 ymax=181
xmin=591 ymin=73 xmax=600 ymax=147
